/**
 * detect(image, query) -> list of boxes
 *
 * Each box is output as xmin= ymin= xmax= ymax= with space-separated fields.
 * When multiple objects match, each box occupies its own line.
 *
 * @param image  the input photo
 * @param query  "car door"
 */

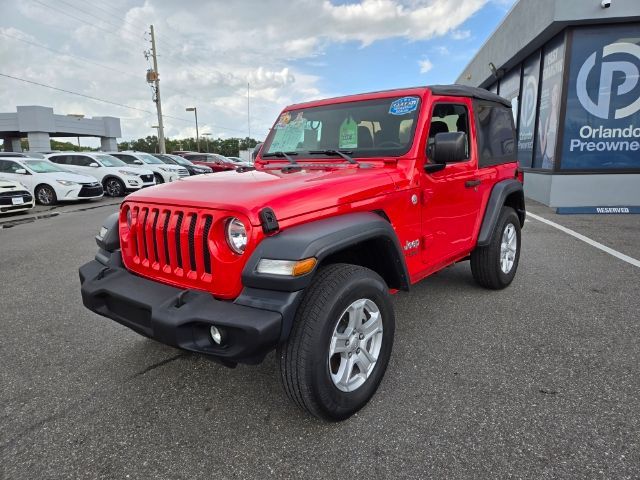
xmin=0 ymin=159 xmax=35 ymax=192
xmin=420 ymin=99 xmax=483 ymax=268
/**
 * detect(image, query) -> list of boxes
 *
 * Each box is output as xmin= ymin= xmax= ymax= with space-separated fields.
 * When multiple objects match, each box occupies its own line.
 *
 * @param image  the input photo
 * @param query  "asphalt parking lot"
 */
xmin=1 ymin=198 xmax=639 ymax=479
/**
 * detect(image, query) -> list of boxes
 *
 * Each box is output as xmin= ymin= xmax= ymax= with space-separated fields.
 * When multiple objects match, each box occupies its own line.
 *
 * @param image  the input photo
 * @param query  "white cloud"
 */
xmin=2 ymin=0 xmax=487 ymax=144
xmin=451 ymin=29 xmax=471 ymax=40
xmin=418 ymin=58 xmax=433 ymax=74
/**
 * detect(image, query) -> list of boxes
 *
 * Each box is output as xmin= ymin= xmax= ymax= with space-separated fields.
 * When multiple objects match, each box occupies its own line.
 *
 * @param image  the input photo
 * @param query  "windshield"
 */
xmin=263 ymin=96 xmax=421 ymax=158
xmin=24 ymin=160 xmax=65 ymax=173
xmin=96 ymin=155 xmax=125 ymax=167
xmin=167 ymin=155 xmax=192 ymax=166
xmin=137 ymin=153 xmax=164 ymax=164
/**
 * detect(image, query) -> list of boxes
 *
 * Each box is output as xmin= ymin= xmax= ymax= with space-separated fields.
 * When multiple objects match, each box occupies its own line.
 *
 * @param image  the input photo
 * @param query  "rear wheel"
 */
xmin=470 ymin=206 xmax=521 ymax=289
xmin=35 ymin=184 xmax=57 ymax=206
xmin=277 ymin=264 xmax=395 ymax=421
xmin=103 ymin=177 xmax=125 ymax=197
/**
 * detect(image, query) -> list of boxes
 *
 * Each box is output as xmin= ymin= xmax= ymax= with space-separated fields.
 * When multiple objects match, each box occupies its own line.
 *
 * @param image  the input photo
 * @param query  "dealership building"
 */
xmin=457 ymin=0 xmax=640 ymax=211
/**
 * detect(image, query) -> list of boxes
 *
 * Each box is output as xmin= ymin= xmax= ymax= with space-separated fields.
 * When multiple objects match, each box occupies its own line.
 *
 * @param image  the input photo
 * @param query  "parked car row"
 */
xmin=0 ymin=149 xmax=251 ymax=215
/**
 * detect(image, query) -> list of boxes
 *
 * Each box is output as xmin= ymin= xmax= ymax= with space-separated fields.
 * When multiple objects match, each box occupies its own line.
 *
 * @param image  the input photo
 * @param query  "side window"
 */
xmin=475 ymin=102 xmax=516 ymax=167
xmin=70 ymin=155 xmax=93 ymax=167
xmin=0 ymin=160 xmax=24 ymax=173
xmin=113 ymin=154 xmax=135 ymax=164
xmin=48 ymin=155 xmax=65 ymax=164
xmin=428 ymin=103 xmax=470 ymax=160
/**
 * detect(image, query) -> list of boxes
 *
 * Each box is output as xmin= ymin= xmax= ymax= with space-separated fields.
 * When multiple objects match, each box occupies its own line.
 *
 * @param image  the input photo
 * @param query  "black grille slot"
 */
xmin=188 ymin=215 xmax=197 ymax=272
xmin=175 ymin=212 xmax=184 ymax=269
xmin=141 ymin=209 xmax=149 ymax=260
xmin=151 ymin=209 xmax=159 ymax=262
xmin=202 ymin=216 xmax=213 ymax=274
xmin=163 ymin=211 xmax=171 ymax=265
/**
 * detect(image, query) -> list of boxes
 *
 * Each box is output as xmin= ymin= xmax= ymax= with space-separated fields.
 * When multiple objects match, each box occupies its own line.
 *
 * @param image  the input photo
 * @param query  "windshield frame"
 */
xmin=261 ymin=95 xmax=422 ymax=160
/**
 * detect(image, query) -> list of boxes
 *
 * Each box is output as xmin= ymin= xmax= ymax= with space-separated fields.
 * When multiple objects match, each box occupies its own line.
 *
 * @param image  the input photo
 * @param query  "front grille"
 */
xmin=140 ymin=174 xmax=154 ymax=183
xmin=78 ymin=184 xmax=104 ymax=197
xmin=123 ymin=205 xmax=215 ymax=284
xmin=0 ymin=191 xmax=32 ymax=205
xmin=178 ymin=168 xmax=189 ymax=177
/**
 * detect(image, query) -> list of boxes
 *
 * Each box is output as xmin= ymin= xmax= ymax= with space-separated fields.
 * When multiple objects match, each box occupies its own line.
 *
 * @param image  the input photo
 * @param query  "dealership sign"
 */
xmin=562 ymin=26 xmax=640 ymax=170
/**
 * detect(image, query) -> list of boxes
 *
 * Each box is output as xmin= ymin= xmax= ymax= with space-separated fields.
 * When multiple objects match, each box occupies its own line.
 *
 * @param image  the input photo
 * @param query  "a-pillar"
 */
xmin=100 ymin=137 xmax=118 ymax=151
xmin=27 ymin=132 xmax=51 ymax=152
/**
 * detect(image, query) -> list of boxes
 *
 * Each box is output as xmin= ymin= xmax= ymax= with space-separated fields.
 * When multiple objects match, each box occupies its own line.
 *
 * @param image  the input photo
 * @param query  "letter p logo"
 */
xmin=577 ymin=42 xmax=640 ymax=120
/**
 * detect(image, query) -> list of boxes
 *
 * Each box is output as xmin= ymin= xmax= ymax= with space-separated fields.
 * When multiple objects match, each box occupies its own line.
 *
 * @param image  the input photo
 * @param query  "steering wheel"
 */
xmin=377 ymin=141 xmax=402 ymax=148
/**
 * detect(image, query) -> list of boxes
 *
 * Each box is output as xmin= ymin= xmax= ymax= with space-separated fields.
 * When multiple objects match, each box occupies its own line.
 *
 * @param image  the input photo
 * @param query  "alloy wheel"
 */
xmin=500 ymin=223 xmax=517 ymax=274
xmin=328 ymin=298 xmax=383 ymax=393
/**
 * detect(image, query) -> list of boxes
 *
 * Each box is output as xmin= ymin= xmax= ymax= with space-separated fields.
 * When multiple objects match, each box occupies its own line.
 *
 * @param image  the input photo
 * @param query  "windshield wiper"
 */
xmin=309 ymin=149 xmax=357 ymax=164
xmin=262 ymin=151 xmax=300 ymax=168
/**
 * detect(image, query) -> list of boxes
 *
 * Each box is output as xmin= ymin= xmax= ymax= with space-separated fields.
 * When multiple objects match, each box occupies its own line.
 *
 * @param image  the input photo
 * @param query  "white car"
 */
xmin=105 ymin=151 xmax=189 ymax=183
xmin=0 ymin=177 xmax=34 ymax=215
xmin=47 ymin=152 xmax=155 ymax=197
xmin=0 ymin=157 xmax=103 ymax=206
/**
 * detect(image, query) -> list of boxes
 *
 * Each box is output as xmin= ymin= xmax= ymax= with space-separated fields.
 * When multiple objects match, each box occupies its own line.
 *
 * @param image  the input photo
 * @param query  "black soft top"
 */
xmin=428 ymin=84 xmax=511 ymax=107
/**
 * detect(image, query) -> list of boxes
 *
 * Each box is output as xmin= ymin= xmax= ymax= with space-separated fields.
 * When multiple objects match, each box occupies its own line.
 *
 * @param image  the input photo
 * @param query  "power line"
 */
xmin=0 ymin=31 xmax=138 ymax=78
xmin=0 ymin=72 xmax=252 ymax=134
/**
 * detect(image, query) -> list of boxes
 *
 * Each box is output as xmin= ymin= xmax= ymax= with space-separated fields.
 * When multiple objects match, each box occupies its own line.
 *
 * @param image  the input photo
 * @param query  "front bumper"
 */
xmin=79 ymin=253 xmax=284 ymax=365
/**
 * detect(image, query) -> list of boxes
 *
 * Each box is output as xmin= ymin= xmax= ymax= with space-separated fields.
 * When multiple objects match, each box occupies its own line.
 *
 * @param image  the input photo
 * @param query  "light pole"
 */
xmin=201 ymin=132 xmax=211 ymax=152
xmin=151 ymin=126 xmax=160 ymax=152
xmin=185 ymin=107 xmax=199 ymax=152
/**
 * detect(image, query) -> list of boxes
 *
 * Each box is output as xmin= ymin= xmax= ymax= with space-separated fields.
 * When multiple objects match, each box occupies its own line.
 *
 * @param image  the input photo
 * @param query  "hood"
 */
xmin=126 ymin=164 xmax=397 ymax=225
xmin=0 ymin=178 xmax=23 ymax=190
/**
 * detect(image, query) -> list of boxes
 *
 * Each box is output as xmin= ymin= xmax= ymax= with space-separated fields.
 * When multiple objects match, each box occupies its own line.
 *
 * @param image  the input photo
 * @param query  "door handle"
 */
xmin=465 ymin=180 xmax=481 ymax=188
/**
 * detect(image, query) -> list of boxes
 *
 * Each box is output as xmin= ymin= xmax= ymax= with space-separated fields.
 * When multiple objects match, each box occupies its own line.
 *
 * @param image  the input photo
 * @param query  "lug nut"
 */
xmin=359 ymin=333 xmax=364 ymax=340
xmin=345 ymin=339 xmax=350 ymax=346
xmin=356 ymin=348 xmax=361 ymax=354
xmin=348 ymin=352 xmax=352 ymax=358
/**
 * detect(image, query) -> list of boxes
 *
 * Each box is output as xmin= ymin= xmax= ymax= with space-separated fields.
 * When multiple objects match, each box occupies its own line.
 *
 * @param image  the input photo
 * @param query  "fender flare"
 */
xmin=241 ymin=211 xmax=410 ymax=293
xmin=477 ymin=179 xmax=525 ymax=246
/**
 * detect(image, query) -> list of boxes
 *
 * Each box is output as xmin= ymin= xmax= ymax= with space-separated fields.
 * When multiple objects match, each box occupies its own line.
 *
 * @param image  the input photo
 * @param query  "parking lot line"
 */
xmin=528 ymin=212 xmax=640 ymax=268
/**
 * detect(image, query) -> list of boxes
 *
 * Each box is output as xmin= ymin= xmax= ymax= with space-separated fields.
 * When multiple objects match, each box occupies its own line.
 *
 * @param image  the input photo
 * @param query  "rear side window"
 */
xmin=474 ymin=102 xmax=516 ymax=167
xmin=70 ymin=155 xmax=94 ymax=167
xmin=48 ymin=155 xmax=68 ymax=164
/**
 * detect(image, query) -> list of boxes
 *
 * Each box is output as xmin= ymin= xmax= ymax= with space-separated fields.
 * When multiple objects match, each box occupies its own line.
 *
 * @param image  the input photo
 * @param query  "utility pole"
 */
xmin=186 ymin=107 xmax=199 ymax=151
xmin=147 ymin=25 xmax=166 ymax=153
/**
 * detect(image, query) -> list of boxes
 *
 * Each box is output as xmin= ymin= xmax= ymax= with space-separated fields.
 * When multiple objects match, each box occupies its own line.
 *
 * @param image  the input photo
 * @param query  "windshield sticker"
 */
xmin=275 ymin=112 xmax=292 ymax=129
xmin=389 ymin=97 xmax=419 ymax=116
xmin=269 ymin=120 xmax=304 ymax=152
xmin=339 ymin=116 xmax=358 ymax=149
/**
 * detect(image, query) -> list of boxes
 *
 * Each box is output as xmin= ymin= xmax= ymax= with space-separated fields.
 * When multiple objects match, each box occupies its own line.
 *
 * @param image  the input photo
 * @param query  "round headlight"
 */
xmin=225 ymin=217 xmax=247 ymax=254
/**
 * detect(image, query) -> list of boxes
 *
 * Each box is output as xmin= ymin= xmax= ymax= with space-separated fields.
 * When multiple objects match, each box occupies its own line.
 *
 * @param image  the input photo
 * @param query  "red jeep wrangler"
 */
xmin=80 ymin=85 xmax=524 ymax=421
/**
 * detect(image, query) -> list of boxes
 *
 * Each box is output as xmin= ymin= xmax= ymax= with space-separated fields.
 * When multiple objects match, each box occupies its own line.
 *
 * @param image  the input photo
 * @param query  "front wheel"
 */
xmin=103 ymin=178 xmax=125 ymax=197
xmin=470 ymin=206 xmax=521 ymax=289
xmin=277 ymin=264 xmax=395 ymax=421
xmin=154 ymin=173 xmax=164 ymax=184
xmin=35 ymin=184 xmax=57 ymax=206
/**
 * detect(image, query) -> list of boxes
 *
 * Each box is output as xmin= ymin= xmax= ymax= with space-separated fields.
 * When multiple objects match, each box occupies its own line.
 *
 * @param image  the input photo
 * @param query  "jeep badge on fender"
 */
xmin=79 ymin=85 xmax=525 ymax=421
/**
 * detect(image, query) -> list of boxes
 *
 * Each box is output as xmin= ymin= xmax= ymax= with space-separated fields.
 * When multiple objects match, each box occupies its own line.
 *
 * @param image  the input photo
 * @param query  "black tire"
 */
xmin=277 ymin=263 xmax=395 ymax=421
xmin=154 ymin=173 xmax=164 ymax=184
xmin=470 ymin=206 xmax=521 ymax=289
xmin=103 ymin=177 xmax=125 ymax=197
xmin=35 ymin=184 xmax=57 ymax=206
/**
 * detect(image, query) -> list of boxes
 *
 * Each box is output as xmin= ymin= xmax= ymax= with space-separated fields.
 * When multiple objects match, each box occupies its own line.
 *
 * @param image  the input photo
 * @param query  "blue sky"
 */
xmin=296 ymin=1 xmax=514 ymax=96
xmin=1 ymin=0 xmax=516 ymax=142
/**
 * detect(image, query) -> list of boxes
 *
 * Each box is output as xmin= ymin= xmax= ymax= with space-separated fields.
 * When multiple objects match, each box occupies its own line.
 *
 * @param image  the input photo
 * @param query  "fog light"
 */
xmin=210 ymin=325 xmax=223 ymax=345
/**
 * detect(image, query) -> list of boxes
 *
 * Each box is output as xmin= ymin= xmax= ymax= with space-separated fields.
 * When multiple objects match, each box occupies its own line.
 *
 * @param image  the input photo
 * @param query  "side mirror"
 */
xmin=90 ymin=162 xmax=100 ymax=167
xmin=15 ymin=168 xmax=27 ymax=174
xmin=425 ymin=131 xmax=468 ymax=173
xmin=134 ymin=159 xmax=144 ymax=165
